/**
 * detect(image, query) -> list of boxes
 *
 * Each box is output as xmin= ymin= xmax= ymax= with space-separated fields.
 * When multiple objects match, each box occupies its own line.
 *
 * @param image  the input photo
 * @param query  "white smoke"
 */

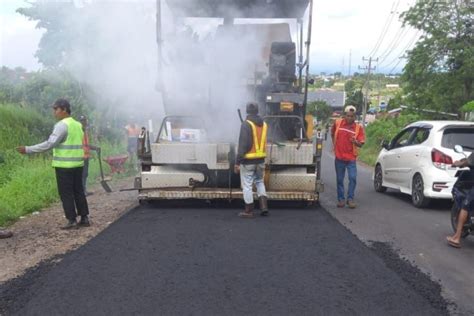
xmin=33 ymin=0 xmax=307 ymax=142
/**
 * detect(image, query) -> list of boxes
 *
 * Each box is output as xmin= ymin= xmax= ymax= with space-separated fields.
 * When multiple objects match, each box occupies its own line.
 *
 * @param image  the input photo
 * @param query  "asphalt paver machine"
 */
xmin=136 ymin=0 xmax=324 ymax=204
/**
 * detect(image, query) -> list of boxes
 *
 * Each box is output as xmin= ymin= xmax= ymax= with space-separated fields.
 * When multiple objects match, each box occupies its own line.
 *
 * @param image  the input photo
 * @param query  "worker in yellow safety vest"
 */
xmin=17 ymin=99 xmax=90 ymax=229
xmin=234 ymin=102 xmax=269 ymax=218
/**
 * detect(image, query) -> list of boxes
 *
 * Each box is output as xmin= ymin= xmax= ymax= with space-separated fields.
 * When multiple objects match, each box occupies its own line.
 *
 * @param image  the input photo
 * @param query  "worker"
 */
xmin=0 ymin=228 xmax=13 ymax=239
xmin=125 ymin=122 xmax=140 ymax=158
xmin=331 ymin=105 xmax=365 ymax=209
xmin=79 ymin=115 xmax=98 ymax=196
xmin=234 ymin=102 xmax=269 ymax=218
xmin=17 ymin=99 xmax=90 ymax=229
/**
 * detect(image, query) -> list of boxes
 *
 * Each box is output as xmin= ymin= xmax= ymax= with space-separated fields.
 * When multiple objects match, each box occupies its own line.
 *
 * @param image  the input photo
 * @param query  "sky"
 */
xmin=0 ymin=0 xmax=419 ymax=75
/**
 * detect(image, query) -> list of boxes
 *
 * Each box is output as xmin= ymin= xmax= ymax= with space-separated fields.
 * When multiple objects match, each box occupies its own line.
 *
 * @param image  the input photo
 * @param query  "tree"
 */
xmin=345 ymin=90 xmax=365 ymax=114
xmin=307 ymin=101 xmax=332 ymax=122
xmin=401 ymin=0 xmax=474 ymax=114
xmin=387 ymin=91 xmax=404 ymax=111
xmin=17 ymin=2 xmax=79 ymax=68
xmin=344 ymin=80 xmax=357 ymax=94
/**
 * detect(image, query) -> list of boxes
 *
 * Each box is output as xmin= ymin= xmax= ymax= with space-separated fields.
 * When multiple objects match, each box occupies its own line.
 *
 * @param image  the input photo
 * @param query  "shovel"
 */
xmin=96 ymin=147 xmax=112 ymax=193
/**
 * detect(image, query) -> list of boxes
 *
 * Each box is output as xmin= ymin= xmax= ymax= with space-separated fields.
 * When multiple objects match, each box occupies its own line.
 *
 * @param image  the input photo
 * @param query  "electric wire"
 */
xmin=367 ymin=0 xmax=400 ymax=58
xmin=387 ymin=31 xmax=422 ymax=74
xmin=383 ymin=0 xmax=437 ymax=74
xmin=377 ymin=26 xmax=410 ymax=66
xmin=380 ymin=30 xmax=420 ymax=71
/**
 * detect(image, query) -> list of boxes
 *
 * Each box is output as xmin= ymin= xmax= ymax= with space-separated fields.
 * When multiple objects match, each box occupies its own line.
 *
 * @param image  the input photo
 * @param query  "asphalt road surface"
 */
xmin=320 ymin=142 xmax=474 ymax=315
xmin=2 ymin=141 xmax=469 ymax=315
xmin=2 ymin=204 xmax=448 ymax=315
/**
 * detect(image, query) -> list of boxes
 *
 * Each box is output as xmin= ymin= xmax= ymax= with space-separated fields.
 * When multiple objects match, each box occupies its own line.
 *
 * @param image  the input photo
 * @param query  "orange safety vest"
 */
xmin=244 ymin=120 xmax=268 ymax=159
xmin=83 ymin=132 xmax=91 ymax=159
xmin=333 ymin=118 xmax=362 ymax=156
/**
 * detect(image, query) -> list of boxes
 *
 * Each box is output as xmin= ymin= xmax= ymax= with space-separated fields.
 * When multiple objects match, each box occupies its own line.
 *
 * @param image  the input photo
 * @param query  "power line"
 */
xmin=377 ymin=26 xmax=410 ymax=66
xmin=382 ymin=30 xmax=421 ymax=73
xmin=384 ymin=0 xmax=437 ymax=74
xmin=373 ymin=0 xmax=419 ymax=71
xmin=367 ymin=0 xmax=400 ymax=57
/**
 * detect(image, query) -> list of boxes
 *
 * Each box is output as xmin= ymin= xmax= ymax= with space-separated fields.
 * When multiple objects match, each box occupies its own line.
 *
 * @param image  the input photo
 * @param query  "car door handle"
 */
xmin=415 ymin=153 xmax=420 ymax=157
xmin=397 ymin=155 xmax=401 ymax=158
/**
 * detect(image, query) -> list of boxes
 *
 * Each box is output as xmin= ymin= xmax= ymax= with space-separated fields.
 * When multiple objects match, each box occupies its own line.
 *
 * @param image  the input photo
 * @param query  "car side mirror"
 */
xmin=381 ymin=140 xmax=390 ymax=150
xmin=454 ymin=144 xmax=463 ymax=153
xmin=308 ymin=78 xmax=315 ymax=85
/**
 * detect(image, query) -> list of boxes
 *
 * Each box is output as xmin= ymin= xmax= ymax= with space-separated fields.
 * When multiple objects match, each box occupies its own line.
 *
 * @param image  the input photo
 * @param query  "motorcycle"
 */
xmin=450 ymin=145 xmax=474 ymax=238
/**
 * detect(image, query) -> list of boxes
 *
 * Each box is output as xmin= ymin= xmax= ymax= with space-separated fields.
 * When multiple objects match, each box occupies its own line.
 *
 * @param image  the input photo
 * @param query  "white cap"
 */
xmin=344 ymin=105 xmax=356 ymax=113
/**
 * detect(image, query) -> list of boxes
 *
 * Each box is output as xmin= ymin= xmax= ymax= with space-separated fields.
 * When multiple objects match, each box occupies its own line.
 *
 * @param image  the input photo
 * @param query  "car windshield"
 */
xmin=441 ymin=127 xmax=474 ymax=150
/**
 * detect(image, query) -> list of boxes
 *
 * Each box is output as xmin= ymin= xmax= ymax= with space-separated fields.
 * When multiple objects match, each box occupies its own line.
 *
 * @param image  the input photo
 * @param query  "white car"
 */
xmin=373 ymin=120 xmax=474 ymax=208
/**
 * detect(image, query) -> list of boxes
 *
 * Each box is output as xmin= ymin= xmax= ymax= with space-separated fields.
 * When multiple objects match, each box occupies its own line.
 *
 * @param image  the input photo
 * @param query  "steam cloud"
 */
xmin=38 ymin=0 xmax=303 ymax=142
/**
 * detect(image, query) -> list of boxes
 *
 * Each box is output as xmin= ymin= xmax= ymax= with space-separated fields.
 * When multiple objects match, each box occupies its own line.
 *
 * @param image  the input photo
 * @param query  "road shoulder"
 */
xmin=0 ymin=177 xmax=137 ymax=284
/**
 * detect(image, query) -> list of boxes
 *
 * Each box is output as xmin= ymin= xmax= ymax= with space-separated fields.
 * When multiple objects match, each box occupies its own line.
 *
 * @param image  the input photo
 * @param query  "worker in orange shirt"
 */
xmin=331 ymin=105 xmax=365 ymax=209
xmin=80 ymin=116 xmax=98 ymax=196
xmin=125 ymin=123 xmax=141 ymax=159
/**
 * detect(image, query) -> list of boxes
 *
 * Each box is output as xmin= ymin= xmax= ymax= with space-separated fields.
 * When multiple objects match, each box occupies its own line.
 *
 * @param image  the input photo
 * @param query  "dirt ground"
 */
xmin=0 ymin=177 xmax=137 ymax=284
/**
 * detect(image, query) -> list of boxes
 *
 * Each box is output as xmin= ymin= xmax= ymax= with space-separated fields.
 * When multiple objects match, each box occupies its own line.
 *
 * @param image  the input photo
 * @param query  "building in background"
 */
xmin=307 ymin=89 xmax=346 ymax=111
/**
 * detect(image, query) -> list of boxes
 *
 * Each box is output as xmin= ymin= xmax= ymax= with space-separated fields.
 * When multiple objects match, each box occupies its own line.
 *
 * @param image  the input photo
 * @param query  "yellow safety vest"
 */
xmin=52 ymin=117 xmax=85 ymax=168
xmin=244 ymin=120 xmax=268 ymax=159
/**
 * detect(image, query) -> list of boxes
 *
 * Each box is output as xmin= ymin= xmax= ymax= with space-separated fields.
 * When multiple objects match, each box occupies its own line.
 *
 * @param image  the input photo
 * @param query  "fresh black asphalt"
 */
xmin=0 ymin=202 xmax=448 ymax=315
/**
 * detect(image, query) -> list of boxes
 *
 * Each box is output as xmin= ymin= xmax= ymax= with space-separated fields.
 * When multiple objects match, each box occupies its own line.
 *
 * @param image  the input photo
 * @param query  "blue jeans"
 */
xmin=335 ymin=158 xmax=357 ymax=202
xmin=240 ymin=163 xmax=267 ymax=204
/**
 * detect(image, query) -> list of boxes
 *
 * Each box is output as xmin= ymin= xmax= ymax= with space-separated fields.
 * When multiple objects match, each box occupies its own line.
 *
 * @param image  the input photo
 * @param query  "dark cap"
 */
xmin=246 ymin=102 xmax=259 ymax=115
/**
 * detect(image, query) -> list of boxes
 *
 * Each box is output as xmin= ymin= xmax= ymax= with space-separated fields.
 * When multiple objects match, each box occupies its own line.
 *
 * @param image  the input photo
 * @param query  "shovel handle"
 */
xmin=96 ymin=147 xmax=106 ymax=181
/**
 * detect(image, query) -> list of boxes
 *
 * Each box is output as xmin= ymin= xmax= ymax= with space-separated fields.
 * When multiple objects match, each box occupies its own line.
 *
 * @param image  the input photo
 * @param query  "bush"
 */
xmin=358 ymin=113 xmax=421 ymax=166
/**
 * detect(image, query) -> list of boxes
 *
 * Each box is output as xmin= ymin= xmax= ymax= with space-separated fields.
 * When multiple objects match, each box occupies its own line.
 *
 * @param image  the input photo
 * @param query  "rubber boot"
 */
xmin=238 ymin=203 xmax=255 ymax=218
xmin=61 ymin=219 xmax=78 ymax=230
xmin=259 ymin=196 xmax=269 ymax=216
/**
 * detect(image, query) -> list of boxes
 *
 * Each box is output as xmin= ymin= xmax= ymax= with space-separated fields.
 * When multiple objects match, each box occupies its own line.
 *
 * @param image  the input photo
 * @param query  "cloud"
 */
xmin=0 ymin=4 xmax=44 ymax=70
xmin=0 ymin=0 xmax=417 ymax=74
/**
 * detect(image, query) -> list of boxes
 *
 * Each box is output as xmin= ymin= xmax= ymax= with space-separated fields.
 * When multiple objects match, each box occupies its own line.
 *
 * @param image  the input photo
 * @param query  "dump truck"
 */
xmin=135 ymin=0 xmax=324 ymax=204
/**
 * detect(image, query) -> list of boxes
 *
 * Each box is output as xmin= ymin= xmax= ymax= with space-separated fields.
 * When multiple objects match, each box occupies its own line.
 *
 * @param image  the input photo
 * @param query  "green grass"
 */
xmin=0 ymin=159 xmax=57 ymax=225
xmin=0 ymin=103 xmax=131 ymax=227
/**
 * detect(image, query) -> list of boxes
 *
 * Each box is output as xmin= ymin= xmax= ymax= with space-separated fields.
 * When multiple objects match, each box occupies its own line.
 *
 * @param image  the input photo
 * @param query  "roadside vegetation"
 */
xmin=0 ymin=69 xmax=132 ymax=227
xmin=357 ymin=113 xmax=421 ymax=166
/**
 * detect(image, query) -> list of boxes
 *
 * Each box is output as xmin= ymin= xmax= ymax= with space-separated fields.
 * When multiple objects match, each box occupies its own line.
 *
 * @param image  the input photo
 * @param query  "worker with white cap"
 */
xmin=331 ymin=105 xmax=365 ymax=208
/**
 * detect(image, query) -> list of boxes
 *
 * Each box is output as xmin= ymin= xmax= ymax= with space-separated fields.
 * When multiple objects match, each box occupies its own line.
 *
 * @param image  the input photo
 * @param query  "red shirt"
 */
xmin=331 ymin=119 xmax=365 ymax=161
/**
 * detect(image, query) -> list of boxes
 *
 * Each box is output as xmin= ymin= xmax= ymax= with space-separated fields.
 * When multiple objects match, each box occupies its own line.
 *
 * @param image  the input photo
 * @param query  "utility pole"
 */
xmin=358 ymin=57 xmax=377 ymax=124
xmin=348 ymin=49 xmax=352 ymax=77
xmin=341 ymin=57 xmax=345 ymax=79
xmin=377 ymin=75 xmax=381 ymax=111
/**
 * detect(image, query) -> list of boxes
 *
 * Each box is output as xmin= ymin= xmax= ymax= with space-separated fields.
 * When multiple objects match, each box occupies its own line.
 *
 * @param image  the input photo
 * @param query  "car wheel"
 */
xmin=374 ymin=164 xmax=387 ymax=193
xmin=412 ymin=174 xmax=430 ymax=208
xmin=450 ymin=202 xmax=470 ymax=238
